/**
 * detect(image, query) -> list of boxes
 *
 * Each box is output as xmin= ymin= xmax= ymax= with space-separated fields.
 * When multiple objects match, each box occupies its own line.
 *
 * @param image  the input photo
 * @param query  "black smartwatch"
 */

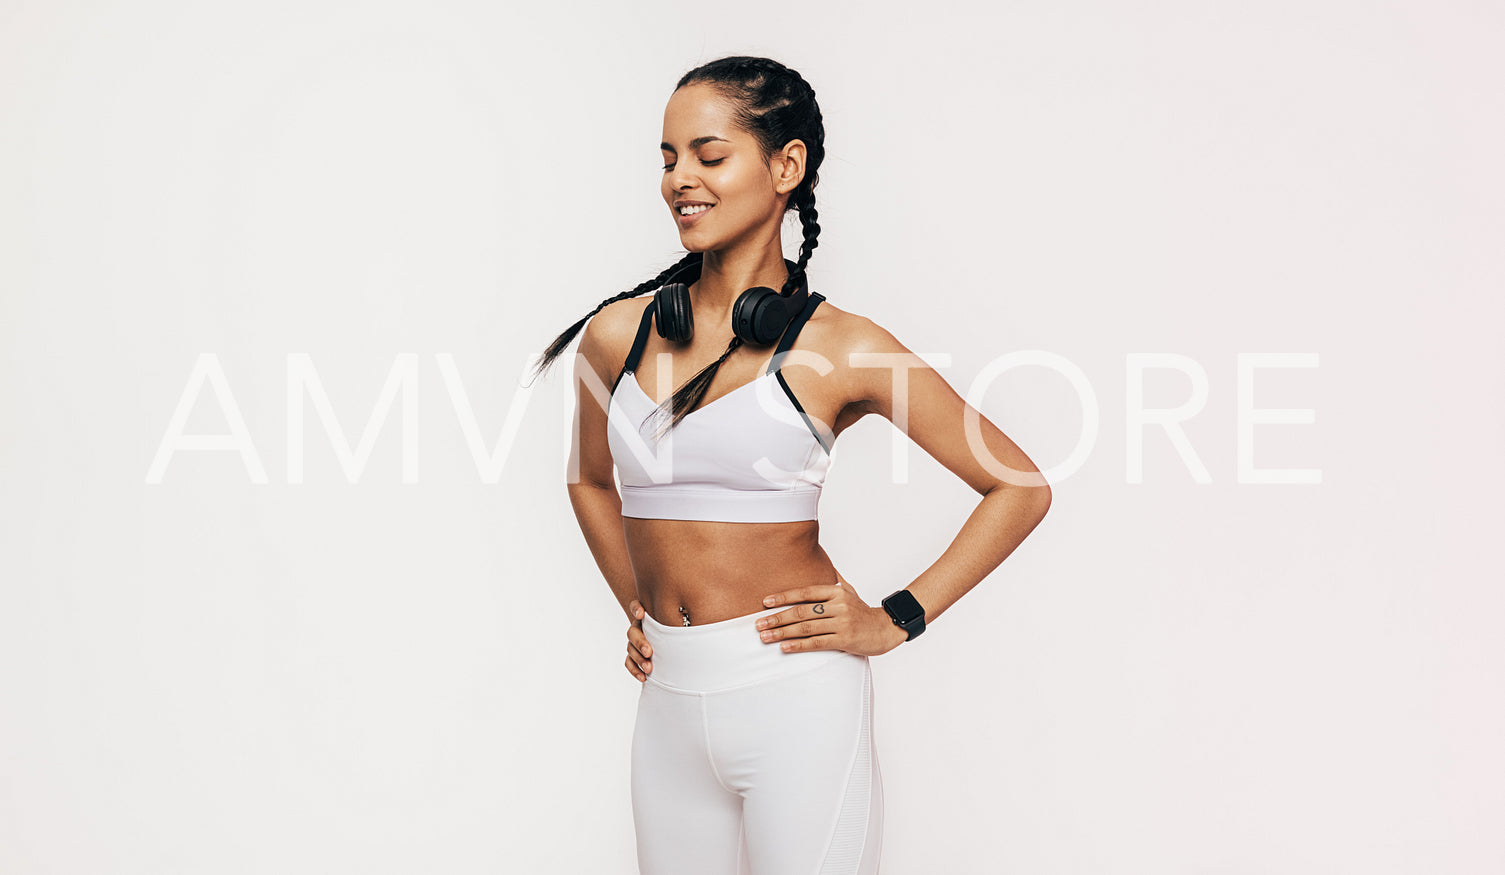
xmin=881 ymin=588 xmax=927 ymax=641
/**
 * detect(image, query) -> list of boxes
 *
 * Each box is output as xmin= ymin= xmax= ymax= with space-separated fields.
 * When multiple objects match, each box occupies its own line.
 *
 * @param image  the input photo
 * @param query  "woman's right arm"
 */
xmin=566 ymin=307 xmax=654 ymax=681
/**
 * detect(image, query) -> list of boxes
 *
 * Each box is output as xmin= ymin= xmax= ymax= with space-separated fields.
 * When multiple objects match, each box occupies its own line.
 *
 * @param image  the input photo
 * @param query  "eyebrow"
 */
xmin=660 ymin=135 xmax=730 ymax=153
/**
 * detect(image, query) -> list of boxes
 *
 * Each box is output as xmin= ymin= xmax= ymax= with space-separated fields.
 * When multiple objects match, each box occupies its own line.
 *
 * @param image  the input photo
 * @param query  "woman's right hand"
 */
xmin=626 ymin=599 xmax=653 ymax=682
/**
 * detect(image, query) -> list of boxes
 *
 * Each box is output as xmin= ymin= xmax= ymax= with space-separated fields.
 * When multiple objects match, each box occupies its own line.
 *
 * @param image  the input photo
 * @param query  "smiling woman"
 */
xmin=528 ymin=55 xmax=1052 ymax=874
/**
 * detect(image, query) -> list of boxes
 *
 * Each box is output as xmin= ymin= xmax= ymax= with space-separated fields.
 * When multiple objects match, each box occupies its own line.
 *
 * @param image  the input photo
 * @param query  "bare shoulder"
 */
xmin=804 ymin=299 xmax=914 ymax=370
xmin=577 ymin=295 xmax=653 ymax=385
xmin=800 ymin=300 xmax=918 ymax=413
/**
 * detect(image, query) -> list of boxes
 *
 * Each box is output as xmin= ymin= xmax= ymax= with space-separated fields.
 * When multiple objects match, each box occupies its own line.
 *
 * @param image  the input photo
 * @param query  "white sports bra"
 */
xmin=606 ymin=292 xmax=834 ymax=523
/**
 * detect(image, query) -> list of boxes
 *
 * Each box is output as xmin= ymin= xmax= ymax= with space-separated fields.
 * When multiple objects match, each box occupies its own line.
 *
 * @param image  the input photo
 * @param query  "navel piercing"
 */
xmin=679 ymin=605 xmax=692 ymax=626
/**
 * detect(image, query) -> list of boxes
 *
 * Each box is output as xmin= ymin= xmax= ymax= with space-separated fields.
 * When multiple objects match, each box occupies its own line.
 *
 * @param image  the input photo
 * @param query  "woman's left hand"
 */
xmin=757 ymin=573 xmax=908 ymax=657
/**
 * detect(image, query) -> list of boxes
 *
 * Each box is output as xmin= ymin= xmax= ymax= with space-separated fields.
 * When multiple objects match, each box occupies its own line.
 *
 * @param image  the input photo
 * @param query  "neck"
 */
xmin=690 ymin=249 xmax=794 ymax=317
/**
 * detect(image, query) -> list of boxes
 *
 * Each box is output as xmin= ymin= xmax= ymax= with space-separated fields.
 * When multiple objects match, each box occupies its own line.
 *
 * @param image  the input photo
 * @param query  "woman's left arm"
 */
xmin=853 ymin=318 xmax=1052 ymax=623
xmin=759 ymin=316 xmax=1052 ymax=655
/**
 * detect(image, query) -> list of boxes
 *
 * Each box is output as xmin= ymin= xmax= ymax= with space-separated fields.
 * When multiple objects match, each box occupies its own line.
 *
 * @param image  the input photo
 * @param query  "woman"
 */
xmin=532 ymin=56 xmax=1051 ymax=875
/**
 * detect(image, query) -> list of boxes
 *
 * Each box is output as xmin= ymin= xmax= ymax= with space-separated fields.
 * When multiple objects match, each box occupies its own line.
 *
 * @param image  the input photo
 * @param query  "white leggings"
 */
xmin=631 ymin=604 xmax=884 ymax=874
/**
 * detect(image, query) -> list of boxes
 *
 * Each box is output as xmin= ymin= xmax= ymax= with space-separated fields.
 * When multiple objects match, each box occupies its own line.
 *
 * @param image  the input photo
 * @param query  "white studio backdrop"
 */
xmin=1 ymin=1 xmax=1501 ymax=873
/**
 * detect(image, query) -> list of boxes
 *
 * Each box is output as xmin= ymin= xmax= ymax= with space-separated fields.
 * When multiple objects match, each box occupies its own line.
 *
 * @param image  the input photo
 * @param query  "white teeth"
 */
xmin=678 ymin=204 xmax=712 ymax=215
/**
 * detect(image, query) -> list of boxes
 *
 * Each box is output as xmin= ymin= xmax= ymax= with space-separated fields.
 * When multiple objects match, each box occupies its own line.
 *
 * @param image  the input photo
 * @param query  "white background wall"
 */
xmin=2 ymin=1 xmax=1501 ymax=872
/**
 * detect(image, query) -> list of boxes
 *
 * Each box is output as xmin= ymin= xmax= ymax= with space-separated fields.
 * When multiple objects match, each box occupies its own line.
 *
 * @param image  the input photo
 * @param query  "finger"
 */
xmin=625 ymin=654 xmax=647 ymax=682
xmin=759 ymin=603 xmax=818 ymax=630
xmin=760 ymin=616 xmax=837 ymax=644
xmin=627 ymin=638 xmax=653 ymax=672
xmin=759 ymin=597 xmax=848 ymax=631
xmin=762 ymin=588 xmax=803 ymax=607
xmin=757 ymin=604 xmax=799 ymax=630
xmin=763 ymin=582 xmax=846 ymax=608
xmin=774 ymin=629 xmax=839 ymax=653
xmin=628 ymin=627 xmax=653 ymax=659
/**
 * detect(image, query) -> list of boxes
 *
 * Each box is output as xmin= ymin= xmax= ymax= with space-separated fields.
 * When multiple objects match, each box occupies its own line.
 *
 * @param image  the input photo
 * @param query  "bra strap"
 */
xmin=765 ymin=292 xmax=826 ymax=375
xmin=614 ymin=303 xmax=657 ymax=392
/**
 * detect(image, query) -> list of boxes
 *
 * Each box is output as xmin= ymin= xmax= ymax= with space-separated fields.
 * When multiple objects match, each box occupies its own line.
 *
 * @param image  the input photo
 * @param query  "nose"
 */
xmin=669 ymin=163 xmax=700 ymax=194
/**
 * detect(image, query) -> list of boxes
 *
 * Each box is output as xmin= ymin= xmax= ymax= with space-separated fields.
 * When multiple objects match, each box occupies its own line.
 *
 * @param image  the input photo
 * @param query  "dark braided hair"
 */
xmin=529 ymin=56 xmax=826 ymax=437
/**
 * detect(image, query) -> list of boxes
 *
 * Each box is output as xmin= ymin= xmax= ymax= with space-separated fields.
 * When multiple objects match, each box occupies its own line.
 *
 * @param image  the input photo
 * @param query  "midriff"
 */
xmin=624 ymin=517 xmax=839 ymax=626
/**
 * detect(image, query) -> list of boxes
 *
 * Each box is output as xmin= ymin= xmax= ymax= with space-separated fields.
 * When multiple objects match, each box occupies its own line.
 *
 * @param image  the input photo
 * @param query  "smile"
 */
xmin=676 ymin=203 xmax=714 ymax=226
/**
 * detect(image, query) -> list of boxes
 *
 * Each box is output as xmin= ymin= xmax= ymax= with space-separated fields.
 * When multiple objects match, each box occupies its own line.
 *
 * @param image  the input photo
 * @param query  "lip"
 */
xmin=675 ymin=202 xmax=714 ymax=227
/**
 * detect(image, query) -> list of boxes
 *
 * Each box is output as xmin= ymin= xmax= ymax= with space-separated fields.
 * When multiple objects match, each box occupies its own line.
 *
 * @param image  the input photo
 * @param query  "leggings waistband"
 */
xmin=641 ymin=604 xmax=851 ymax=693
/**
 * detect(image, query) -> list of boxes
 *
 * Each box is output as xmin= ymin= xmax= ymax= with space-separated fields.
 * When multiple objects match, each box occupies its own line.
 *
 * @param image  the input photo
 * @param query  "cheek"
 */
xmin=728 ymin=171 xmax=776 ymax=206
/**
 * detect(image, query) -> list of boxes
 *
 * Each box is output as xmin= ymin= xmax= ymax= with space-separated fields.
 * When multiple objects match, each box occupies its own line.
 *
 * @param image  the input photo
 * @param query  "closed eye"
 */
xmin=662 ymin=158 xmax=726 ymax=171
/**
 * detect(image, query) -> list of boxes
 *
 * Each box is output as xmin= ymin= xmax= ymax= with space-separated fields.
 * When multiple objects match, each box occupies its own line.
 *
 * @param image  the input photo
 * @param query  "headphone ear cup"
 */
xmin=655 ymin=282 xmax=693 ymax=342
xmin=731 ymin=286 xmax=792 ymax=345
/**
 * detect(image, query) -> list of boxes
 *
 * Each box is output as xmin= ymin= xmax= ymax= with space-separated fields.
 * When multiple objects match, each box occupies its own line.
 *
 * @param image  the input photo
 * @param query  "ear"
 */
xmin=772 ymin=139 xmax=807 ymax=195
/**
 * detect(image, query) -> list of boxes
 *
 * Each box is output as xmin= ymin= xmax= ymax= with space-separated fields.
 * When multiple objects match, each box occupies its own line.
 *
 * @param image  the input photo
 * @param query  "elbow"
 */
xmin=568 ymin=477 xmax=619 ymax=496
xmin=1030 ymin=472 xmax=1052 ymax=516
xmin=567 ymin=462 xmax=618 ymax=492
xmin=985 ymin=478 xmax=1051 ymax=520
xmin=1034 ymin=485 xmax=1052 ymax=520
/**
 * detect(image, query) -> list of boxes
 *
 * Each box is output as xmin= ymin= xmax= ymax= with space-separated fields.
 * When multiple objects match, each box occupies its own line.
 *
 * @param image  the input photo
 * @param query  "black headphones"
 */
xmin=651 ymin=257 xmax=811 ymax=346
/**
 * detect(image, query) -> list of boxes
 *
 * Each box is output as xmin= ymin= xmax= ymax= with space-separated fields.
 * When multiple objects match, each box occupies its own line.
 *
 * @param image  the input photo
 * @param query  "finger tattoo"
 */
xmin=813 ymin=604 xmax=825 ymax=614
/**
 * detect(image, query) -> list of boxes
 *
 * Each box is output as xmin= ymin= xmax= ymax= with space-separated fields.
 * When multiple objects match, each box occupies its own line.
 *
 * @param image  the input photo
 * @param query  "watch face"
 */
xmin=885 ymin=589 xmax=924 ymax=625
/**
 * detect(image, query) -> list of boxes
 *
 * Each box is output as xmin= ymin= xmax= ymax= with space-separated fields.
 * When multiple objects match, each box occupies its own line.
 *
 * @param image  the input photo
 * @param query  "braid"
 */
xmin=533 ymin=55 xmax=827 ymax=445
xmin=639 ymin=57 xmax=827 ymax=438
xmin=528 ymin=251 xmax=703 ymax=383
xmin=783 ymin=190 xmax=821 ymax=297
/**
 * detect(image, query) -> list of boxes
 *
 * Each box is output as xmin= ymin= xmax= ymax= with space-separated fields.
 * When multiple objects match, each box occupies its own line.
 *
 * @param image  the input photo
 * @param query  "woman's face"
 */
xmin=660 ymin=83 xmax=789 ymax=252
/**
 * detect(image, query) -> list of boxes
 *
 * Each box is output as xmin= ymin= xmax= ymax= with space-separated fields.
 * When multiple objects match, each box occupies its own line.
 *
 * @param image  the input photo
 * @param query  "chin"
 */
xmin=677 ymin=234 xmax=717 ymax=253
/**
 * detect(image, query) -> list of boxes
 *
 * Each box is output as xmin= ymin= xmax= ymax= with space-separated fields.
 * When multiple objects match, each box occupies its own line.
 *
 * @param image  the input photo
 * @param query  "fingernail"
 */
xmin=763 ymin=596 xmax=775 ymax=606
